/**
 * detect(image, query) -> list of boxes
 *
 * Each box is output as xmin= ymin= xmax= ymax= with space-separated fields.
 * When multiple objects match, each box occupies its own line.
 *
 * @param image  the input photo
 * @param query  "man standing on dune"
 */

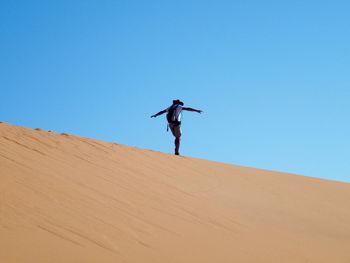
xmin=151 ymin=99 xmax=202 ymax=156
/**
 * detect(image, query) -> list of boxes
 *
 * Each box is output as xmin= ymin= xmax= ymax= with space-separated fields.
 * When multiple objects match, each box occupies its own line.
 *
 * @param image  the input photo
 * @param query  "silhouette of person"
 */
xmin=151 ymin=99 xmax=202 ymax=155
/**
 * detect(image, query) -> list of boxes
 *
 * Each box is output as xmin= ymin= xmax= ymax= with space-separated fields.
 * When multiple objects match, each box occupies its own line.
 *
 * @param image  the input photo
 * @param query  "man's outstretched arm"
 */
xmin=151 ymin=109 xmax=167 ymax=118
xmin=183 ymin=107 xmax=203 ymax=114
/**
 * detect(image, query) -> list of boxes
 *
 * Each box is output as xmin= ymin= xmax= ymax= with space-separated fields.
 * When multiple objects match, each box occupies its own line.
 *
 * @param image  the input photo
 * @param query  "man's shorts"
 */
xmin=168 ymin=123 xmax=182 ymax=138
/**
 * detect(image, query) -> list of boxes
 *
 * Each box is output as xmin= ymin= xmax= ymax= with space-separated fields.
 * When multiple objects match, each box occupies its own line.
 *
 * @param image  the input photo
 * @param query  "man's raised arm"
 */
xmin=151 ymin=109 xmax=167 ymax=118
xmin=183 ymin=107 xmax=203 ymax=114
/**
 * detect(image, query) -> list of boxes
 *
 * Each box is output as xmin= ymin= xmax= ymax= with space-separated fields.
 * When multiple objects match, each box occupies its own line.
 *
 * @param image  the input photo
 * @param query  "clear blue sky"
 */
xmin=1 ymin=0 xmax=349 ymax=183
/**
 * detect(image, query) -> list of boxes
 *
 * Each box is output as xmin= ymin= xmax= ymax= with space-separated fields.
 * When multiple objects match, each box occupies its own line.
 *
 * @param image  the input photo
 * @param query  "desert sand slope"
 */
xmin=0 ymin=123 xmax=349 ymax=263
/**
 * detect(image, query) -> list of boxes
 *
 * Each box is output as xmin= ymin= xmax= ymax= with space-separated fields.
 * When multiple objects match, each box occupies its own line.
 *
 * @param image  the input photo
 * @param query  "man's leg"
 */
xmin=175 ymin=136 xmax=181 ymax=155
xmin=169 ymin=124 xmax=182 ymax=155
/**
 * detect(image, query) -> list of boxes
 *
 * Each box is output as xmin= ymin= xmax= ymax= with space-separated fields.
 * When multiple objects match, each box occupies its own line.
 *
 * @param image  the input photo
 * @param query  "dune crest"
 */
xmin=1 ymin=123 xmax=349 ymax=262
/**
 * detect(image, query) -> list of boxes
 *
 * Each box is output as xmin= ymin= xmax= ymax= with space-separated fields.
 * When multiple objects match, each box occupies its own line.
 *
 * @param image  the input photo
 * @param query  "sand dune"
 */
xmin=0 ymin=122 xmax=349 ymax=262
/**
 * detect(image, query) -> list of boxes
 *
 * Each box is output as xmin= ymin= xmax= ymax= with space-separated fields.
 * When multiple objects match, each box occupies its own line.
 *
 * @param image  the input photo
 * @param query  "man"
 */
xmin=151 ymin=99 xmax=202 ymax=155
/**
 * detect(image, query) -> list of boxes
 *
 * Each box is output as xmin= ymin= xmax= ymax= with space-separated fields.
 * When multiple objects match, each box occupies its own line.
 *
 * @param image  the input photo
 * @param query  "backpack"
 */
xmin=166 ymin=104 xmax=181 ymax=125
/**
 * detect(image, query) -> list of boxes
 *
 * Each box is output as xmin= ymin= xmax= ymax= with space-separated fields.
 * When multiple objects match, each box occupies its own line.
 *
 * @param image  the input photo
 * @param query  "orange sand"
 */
xmin=1 ymin=123 xmax=349 ymax=262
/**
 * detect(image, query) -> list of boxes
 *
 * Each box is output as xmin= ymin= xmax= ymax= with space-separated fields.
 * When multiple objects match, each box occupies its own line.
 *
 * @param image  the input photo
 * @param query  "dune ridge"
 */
xmin=1 ymin=122 xmax=349 ymax=262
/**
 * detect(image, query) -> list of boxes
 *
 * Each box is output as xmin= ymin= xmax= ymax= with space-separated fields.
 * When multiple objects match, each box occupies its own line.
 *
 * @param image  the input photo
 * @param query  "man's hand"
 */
xmin=197 ymin=110 xmax=203 ymax=114
xmin=151 ymin=115 xmax=157 ymax=118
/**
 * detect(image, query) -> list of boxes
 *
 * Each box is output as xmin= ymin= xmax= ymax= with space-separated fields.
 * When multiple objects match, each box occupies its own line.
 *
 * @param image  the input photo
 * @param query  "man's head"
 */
xmin=173 ymin=99 xmax=184 ymax=106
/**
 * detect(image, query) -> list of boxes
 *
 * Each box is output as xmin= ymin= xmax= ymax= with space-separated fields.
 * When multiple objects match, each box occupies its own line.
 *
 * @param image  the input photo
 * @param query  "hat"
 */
xmin=173 ymin=99 xmax=184 ymax=106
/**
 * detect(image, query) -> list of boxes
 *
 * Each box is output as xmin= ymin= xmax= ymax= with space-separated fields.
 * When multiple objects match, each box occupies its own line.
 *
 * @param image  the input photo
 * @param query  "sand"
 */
xmin=0 ymin=122 xmax=349 ymax=262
